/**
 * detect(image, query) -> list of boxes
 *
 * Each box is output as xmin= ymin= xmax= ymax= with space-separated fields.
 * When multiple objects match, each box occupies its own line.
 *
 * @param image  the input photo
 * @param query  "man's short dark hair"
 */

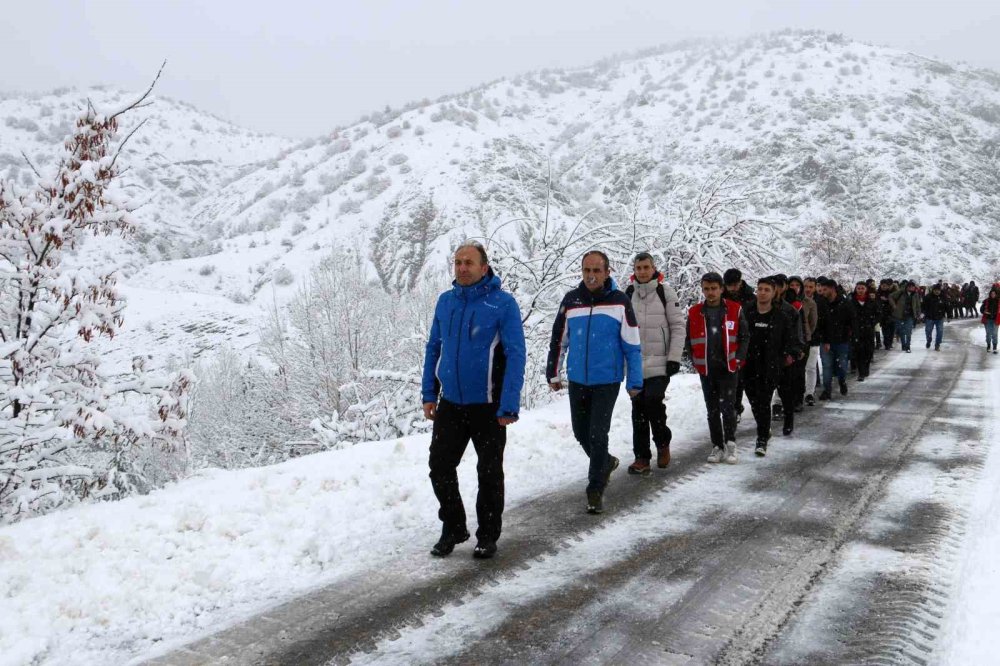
xmin=456 ymin=240 xmax=488 ymax=265
xmin=582 ymin=250 xmax=610 ymax=271
xmin=723 ymin=268 xmax=742 ymax=285
xmin=757 ymin=276 xmax=777 ymax=288
xmin=702 ymin=272 xmax=724 ymax=287
xmin=632 ymin=251 xmax=656 ymax=266
xmin=773 ymin=274 xmax=787 ymax=287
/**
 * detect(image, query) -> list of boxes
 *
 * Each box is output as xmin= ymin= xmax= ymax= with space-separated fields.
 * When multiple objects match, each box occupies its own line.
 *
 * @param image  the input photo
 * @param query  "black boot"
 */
xmin=839 ymin=379 xmax=848 ymax=396
xmin=430 ymin=527 xmax=470 ymax=557
xmin=473 ymin=540 xmax=497 ymax=559
xmin=782 ymin=414 xmax=794 ymax=436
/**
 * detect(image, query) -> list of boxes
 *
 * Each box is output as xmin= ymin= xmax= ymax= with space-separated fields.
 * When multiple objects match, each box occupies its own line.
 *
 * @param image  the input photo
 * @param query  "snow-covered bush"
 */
xmin=273 ymin=266 xmax=295 ymax=285
xmin=187 ymin=347 xmax=299 ymax=468
xmin=259 ymin=249 xmax=441 ymax=448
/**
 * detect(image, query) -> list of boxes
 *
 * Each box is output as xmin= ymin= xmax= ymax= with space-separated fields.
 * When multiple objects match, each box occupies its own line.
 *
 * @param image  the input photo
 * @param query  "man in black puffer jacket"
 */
xmin=743 ymin=277 xmax=802 ymax=455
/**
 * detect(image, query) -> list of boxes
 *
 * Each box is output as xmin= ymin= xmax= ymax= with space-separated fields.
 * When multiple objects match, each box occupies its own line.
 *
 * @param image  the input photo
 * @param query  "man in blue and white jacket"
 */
xmin=547 ymin=250 xmax=643 ymax=514
xmin=422 ymin=241 xmax=526 ymax=560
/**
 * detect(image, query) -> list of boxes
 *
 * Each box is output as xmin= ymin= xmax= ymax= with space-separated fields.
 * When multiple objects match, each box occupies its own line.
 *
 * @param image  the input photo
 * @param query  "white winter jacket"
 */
xmin=627 ymin=274 xmax=686 ymax=378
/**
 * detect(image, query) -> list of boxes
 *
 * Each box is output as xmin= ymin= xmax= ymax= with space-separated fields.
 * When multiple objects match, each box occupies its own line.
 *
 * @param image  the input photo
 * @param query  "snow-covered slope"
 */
xmin=4 ymin=30 xmax=1000 ymax=360
xmin=135 ymin=29 xmax=1000 ymax=306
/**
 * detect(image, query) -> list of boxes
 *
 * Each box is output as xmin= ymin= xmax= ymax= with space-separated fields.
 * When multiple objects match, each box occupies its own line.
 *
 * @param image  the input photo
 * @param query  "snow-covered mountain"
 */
xmin=4 ymin=30 xmax=1000 ymax=361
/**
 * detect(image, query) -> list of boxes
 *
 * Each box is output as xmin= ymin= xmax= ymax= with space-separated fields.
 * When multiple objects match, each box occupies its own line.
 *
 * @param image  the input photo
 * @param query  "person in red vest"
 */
xmin=685 ymin=272 xmax=749 ymax=464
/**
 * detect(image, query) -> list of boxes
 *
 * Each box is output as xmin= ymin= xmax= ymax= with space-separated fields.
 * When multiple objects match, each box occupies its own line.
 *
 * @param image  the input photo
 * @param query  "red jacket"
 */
xmin=688 ymin=300 xmax=743 ymax=375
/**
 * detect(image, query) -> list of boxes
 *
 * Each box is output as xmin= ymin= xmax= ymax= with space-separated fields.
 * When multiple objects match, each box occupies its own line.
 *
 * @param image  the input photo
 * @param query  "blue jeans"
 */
xmin=569 ymin=382 xmax=619 ymax=493
xmin=986 ymin=321 xmax=997 ymax=349
xmin=897 ymin=317 xmax=915 ymax=350
xmin=924 ymin=319 xmax=944 ymax=347
xmin=821 ymin=342 xmax=850 ymax=391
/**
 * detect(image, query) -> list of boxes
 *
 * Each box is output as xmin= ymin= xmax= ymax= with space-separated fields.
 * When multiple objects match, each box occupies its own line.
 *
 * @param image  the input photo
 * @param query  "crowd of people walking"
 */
xmin=419 ymin=241 xmax=996 ymax=558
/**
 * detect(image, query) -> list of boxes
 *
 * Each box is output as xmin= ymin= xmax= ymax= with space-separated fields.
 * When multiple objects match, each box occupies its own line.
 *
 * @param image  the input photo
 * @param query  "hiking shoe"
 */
xmin=782 ymin=420 xmax=794 ymax=436
xmin=430 ymin=527 xmax=470 ymax=557
xmin=819 ymin=390 xmax=831 ymax=401
xmin=586 ymin=490 xmax=604 ymax=514
xmin=926 ymin=341 xmax=931 ymax=349
xmin=755 ymin=439 xmax=767 ymax=457
xmin=906 ymin=348 xmax=912 ymax=353
xmin=473 ymin=540 xmax=497 ymax=559
xmin=723 ymin=440 xmax=738 ymax=464
xmin=839 ymin=379 xmax=848 ymax=396
xmin=772 ymin=403 xmax=783 ymax=418
xmin=656 ymin=445 xmax=671 ymax=468
xmin=604 ymin=455 xmax=620 ymax=487
xmin=707 ymin=447 xmax=725 ymax=463
xmin=627 ymin=458 xmax=652 ymax=475
xmin=935 ymin=346 xmax=940 ymax=351
xmin=805 ymin=394 xmax=815 ymax=406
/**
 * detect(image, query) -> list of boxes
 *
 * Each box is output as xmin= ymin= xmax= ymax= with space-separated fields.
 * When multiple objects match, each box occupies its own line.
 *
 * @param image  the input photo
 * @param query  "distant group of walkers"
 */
xmin=419 ymin=241 xmax=995 ymax=559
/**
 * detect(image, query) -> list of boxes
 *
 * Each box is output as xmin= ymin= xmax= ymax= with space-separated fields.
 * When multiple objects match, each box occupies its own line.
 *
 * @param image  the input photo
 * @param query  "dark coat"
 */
xmin=922 ymin=292 xmax=948 ymax=321
xmin=851 ymin=297 xmax=878 ymax=344
xmin=818 ymin=295 xmax=857 ymax=345
xmin=743 ymin=302 xmax=802 ymax=385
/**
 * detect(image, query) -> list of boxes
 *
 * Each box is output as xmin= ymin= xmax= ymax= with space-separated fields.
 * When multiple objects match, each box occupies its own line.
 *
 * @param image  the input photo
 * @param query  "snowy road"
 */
xmin=144 ymin=322 xmax=995 ymax=666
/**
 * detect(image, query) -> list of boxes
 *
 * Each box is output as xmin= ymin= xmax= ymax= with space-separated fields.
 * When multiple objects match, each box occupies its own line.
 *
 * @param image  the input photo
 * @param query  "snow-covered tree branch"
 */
xmin=0 ymin=76 xmax=191 ymax=522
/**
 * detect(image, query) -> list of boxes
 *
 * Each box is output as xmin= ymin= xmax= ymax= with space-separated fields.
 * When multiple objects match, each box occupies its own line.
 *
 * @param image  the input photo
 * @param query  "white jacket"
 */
xmin=627 ymin=274 xmax=686 ymax=378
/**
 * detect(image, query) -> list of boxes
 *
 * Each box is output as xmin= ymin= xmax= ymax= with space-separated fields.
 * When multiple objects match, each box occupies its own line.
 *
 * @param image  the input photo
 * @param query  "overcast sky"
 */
xmin=3 ymin=0 xmax=999 ymax=138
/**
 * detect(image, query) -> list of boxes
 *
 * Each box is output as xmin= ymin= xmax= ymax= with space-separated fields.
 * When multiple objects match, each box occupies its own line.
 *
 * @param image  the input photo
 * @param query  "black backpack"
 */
xmin=625 ymin=283 xmax=668 ymax=309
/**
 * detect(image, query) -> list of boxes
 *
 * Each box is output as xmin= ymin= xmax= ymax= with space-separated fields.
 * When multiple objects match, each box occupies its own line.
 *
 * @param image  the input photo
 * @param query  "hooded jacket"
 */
xmin=422 ymin=269 xmax=526 ymax=418
xmin=547 ymin=277 xmax=643 ymax=390
xmin=626 ymin=272 xmax=686 ymax=378
xmin=891 ymin=288 xmax=922 ymax=321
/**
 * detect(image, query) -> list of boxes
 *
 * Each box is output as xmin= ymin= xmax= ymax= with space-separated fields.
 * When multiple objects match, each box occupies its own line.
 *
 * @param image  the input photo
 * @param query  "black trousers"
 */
xmin=786 ymin=356 xmax=806 ymax=407
xmin=569 ymin=382 xmax=619 ymax=493
xmin=699 ymin=371 xmax=739 ymax=447
xmin=880 ymin=318 xmax=896 ymax=349
xmin=745 ymin=375 xmax=779 ymax=441
xmin=428 ymin=399 xmax=506 ymax=542
xmin=855 ymin=338 xmax=875 ymax=377
xmin=631 ymin=374 xmax=672 ymax=461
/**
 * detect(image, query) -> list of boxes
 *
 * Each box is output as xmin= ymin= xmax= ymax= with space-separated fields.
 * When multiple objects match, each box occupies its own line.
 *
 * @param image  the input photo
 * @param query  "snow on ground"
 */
xmin=0 ymin=376 xmax=707 ymax=666
xmin=940 ymin=327 xmax=1000 ymax=665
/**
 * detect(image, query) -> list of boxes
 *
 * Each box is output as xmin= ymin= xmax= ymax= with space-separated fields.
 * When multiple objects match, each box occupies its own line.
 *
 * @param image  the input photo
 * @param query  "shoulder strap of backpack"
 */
xmin=655 ymin=283 xmax=667 ymax=309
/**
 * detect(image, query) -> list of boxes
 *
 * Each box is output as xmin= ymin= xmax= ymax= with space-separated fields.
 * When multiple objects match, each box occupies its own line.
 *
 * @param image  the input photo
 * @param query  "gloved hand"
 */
xmin=666 ymin=361 xmax=681 ymax=376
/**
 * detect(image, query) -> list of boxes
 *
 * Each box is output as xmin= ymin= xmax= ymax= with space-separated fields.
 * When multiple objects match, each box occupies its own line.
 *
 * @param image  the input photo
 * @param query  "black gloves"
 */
xmin=666 ymin=361 xmax=681 ymax=377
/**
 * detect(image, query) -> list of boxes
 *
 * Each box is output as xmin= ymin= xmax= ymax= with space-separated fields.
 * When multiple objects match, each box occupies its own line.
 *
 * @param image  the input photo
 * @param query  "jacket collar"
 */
xmin=451 ymin=268 xmax=500 ymax=300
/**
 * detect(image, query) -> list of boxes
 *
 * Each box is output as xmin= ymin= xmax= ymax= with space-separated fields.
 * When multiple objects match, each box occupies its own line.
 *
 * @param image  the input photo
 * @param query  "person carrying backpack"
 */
xmin=625 ymin=253 xmax=685 ymax=475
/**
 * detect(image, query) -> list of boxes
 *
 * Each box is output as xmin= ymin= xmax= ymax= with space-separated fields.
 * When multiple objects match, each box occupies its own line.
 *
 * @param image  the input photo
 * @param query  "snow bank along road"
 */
xmin=141 ymin=320 xmax=997 ymax=666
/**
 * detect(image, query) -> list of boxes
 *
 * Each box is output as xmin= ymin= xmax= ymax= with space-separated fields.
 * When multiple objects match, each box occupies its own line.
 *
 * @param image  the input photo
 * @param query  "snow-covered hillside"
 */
xmin=4 ymin=31 xmax=1000 ymax=360
xmin=128 ymin=29 xmax=1000 ymax=306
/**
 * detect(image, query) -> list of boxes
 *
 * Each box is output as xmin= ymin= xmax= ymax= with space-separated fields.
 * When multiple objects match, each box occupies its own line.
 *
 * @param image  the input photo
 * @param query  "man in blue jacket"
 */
xmin=422 ymin=241 xmax=526 ymax=560
xmin=547 ymin=251 xmax=643 ymax=514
